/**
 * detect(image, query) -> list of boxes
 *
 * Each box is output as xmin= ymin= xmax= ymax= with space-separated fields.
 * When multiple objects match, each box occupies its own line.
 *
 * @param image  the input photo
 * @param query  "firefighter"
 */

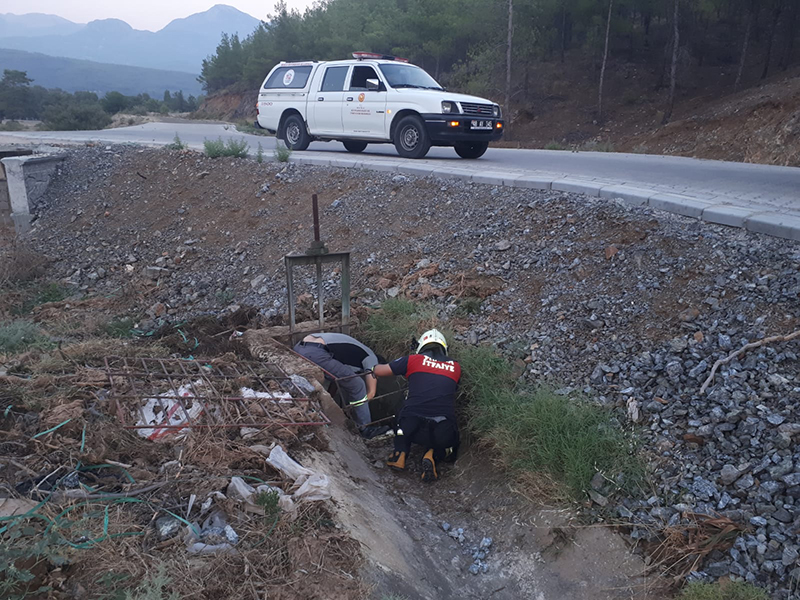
xmin=294 ymin=332 xmax=389 ymax=438
xmin=372 ymin=329 xmax=460 ymax=482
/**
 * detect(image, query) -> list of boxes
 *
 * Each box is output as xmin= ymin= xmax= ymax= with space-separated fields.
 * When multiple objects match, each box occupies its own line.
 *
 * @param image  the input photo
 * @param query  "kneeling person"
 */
xmin=294 ymin=333 xmax=388 ymax=438
xmin=373 ymin=329 xmax=460 ymax=482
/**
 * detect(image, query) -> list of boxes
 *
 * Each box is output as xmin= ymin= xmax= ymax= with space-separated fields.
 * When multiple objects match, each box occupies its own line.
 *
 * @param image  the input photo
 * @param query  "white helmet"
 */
xmin=416 ymin=329 xmax=447 ymax=354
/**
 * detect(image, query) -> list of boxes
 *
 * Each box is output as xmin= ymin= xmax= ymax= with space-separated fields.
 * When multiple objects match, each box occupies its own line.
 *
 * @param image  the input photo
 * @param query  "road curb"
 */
xmin=288 ymin=154 xmax=800 ymax=242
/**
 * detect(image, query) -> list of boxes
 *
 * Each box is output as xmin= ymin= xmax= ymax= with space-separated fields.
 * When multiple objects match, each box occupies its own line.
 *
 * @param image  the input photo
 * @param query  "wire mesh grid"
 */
xmin=104 ymin=356 xmax=329 ymax=437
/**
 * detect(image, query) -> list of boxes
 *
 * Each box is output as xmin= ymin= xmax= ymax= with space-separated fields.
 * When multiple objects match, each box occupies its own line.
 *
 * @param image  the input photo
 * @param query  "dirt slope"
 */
xmin=617 ymin=73 xmax=800 ymax=166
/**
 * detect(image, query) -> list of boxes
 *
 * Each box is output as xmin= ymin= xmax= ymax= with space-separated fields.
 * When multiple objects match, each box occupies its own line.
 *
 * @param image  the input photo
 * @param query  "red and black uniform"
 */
xmin=389 ymin=353 xmax=461 ymax=461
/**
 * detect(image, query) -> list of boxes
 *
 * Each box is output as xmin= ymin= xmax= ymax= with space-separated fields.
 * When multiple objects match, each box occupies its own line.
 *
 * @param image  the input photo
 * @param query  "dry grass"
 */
xmin=646 ymin=513 xmax=746 ymax=585
xmin=0 ymin=241 xmax=48 ymax=286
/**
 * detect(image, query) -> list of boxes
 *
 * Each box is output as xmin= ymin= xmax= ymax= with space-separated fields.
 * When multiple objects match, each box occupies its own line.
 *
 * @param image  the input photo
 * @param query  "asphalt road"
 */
xmin=4 ymin=122 xmax=799 ymax=212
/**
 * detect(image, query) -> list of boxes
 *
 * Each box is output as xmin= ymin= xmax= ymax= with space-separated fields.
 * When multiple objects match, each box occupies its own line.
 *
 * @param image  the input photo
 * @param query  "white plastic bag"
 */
xmin=293 ymin=474 xmax=331 ymax=502
xmin=135 ymin=380 xmax=206 ymax=441
xmin=227 ymin=477 xmax=256 ymax=502
xmin=266 ymin=445 xmax=313 ymax=486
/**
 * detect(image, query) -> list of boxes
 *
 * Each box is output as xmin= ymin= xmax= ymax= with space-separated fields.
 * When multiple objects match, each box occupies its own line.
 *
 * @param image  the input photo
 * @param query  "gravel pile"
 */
xmin=28 ymin=146 xmax=800 ymax=596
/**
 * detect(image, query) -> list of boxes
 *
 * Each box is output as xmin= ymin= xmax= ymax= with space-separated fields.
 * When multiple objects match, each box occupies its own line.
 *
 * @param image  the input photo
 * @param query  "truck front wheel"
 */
xmin=343 ymin=141 xmax=368 ymax=153
xmin=394 ymin=115 xmax=431 ymax=159
xmin=283 ymin=114 xmax=311 ymax=151
xmin=454 ymin=142 xmax=489 ymax=159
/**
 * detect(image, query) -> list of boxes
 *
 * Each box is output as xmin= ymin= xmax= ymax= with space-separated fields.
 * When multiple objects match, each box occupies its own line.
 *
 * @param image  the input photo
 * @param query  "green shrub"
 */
xmin=42 ymin=103 xmax=111 ymax=131
xmin=0 ymin=120 xmax=24 ymax=131
xmin=123 ymin=563 xmax=179 ymax=600
xmin=361 ymin=298 xmax=440 ymax=358
xmin=679 ymin=581 xmax=769 ymax=600
xmin=254 ymin=490 xmax=281 ymax=522
xmin=203 ymin=137 xmax=249 ymax=158
xmin=256 ymin=142 xmax=264 ymax=163
xmin=164 ymin=134 xmax=186 ymax=151
xmin=455 ymin=297 xmax=482 ymax=316
xmin=544 ymin=141 xmax=568 ymax=150
xmin=236 ymin=121 xmax=271 ymax=137
xmin=579 ymin=140 xmax=615 ymax=152
xmin=0 ymin=320 xmax=49 ymax=353
xmin=0 ymin=519 xmax=68 ymax=600
xmin=203 ymin=137 xmax=225 ymax=158
xmin=462 ymin=352 xmax=642 ymax=498
xmin=12 ymin=282 xmax=69 ymax=315
xmin=101 ymin=317 xmax=137 ymax=338
xmin=273 ymin=141 xmax=292 ymax=162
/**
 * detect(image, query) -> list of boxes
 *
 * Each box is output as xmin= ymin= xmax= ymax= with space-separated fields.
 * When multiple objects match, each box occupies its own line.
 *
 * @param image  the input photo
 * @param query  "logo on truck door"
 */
xmin=358 ymin=92 xmax=365 ymax=102
xmin=283 ymin=70 xmax=295 ymax=86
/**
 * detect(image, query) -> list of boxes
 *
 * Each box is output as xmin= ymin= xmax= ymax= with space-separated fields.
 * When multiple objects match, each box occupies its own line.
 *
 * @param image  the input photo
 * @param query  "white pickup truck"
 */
xmin=255 ymin=52 xmax=504 ymax=159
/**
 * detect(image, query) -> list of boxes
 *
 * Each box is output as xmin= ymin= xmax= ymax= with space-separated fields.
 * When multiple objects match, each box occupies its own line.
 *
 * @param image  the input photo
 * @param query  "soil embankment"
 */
xmin=4 ymin=145 xmax=800 ymax=598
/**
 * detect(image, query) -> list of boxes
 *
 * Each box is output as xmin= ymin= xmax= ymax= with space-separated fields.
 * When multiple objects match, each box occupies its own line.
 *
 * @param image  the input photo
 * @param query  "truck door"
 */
xmin=342 ymin=65 xmax=387 ymax=138
xmin=307 ymin=65 xmax=349 ymax=136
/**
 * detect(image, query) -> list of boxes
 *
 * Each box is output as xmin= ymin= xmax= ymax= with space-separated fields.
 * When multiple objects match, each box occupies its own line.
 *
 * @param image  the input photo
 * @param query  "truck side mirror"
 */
xmin=366 ymin=78 xmax=384 ymax=92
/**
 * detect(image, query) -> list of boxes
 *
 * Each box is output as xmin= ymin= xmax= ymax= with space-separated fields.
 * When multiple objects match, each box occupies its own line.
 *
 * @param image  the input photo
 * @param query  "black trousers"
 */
xmin=394 ymin=416 xmax=459 ymax=462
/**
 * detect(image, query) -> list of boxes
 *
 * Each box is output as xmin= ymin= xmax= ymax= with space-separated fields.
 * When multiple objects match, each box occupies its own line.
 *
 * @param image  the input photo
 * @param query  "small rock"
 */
xmin=442 ymin=522 xmax=451 ymax=532
xmin=387 ymin=287 xmax=400 ymax=298
xmin=588 ymin=490 xmax=608 ymax=507
xmin=590 ymin=472 xmax=605 ymax=491
xmin=720 ymin=464 xmax=742 ymax=486
xmin=782 ymin=473 xmax=800 ymax=487
xmin=495 ymin=240 xmax=512 ymax=251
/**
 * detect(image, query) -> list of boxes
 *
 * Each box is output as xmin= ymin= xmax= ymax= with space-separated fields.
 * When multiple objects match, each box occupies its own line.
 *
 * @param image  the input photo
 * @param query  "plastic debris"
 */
xmin=185 ymin=510 xmax=239 ymax=555
xmin=266 ymin=445 xmax=314 ymax=486
xmin=135 ymin=380 xmax=206 ymax=441
xmin=293 ymin=474 xmax=331 ymax=502
xmin=290 ymin=374 xmax=316 ymax=395
xmin=156 ymin=516 xmax=181 ymax=541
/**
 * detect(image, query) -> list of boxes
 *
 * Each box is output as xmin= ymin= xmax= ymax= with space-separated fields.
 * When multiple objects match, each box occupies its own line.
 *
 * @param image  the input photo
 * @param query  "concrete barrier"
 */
xmin=0 ymin=153 xmax=65 ymax=235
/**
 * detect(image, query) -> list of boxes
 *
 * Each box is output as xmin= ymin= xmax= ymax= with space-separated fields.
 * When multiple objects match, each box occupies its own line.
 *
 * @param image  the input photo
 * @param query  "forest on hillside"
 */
xmin=199 ymin=0 xmax=799 ymax=125
xmin=0 ymin=69 xmax=202 ymax=130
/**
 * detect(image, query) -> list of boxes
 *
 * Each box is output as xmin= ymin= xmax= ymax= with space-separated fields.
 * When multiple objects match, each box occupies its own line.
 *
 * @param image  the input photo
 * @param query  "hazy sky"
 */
xmin=1 ymin=1 xmax=317 ymax=31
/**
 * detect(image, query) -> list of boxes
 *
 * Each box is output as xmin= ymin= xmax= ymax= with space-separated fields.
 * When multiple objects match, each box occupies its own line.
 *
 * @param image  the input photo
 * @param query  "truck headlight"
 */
xmin=493 ymin=105 xmax=501 ymax=117
xmin=441 ymin=101 xmax=459 ymax=114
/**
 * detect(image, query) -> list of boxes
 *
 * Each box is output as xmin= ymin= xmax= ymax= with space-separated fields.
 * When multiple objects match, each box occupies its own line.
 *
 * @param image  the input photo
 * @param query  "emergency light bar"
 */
xmin=352 ymin=51 xmax=409 ymax=63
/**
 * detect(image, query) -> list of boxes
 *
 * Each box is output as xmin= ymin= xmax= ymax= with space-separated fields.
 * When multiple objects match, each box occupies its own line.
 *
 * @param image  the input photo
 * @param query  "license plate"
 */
xmin=471 ymin=120 xmax=492 ymax=130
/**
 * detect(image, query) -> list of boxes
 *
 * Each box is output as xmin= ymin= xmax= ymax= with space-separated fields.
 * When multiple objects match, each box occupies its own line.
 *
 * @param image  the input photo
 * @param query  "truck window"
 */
xmin=349 ymin=66 xmax=378 ymax=91
xmin=263 ymin=66 xmax=313 ymax=89
xmin=320 ymin=66 xmax=349 ymax=92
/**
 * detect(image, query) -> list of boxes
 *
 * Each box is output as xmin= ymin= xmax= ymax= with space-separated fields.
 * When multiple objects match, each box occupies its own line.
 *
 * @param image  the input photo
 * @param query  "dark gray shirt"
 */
xmin=316 ymin=333 xmax=379 ymax=371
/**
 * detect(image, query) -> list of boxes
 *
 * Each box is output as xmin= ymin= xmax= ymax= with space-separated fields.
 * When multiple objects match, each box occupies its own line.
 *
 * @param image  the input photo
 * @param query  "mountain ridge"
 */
xmin=0 ymin=5 xmax=261 ymax=74
xmin=0 ymin=48 xmax=203 ymax=97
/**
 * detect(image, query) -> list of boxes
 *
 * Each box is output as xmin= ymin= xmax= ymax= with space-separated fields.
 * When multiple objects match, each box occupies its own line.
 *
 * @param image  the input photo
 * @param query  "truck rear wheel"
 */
xmin=454 ymin=142 xmax=489 ymax=159
xmin=343 ymin=141 xmax=368 ymax=153
xmin=283 ymin=114 xmax=310 ymax=151
xmin=394 ymin=115 xmax=431 ymax=159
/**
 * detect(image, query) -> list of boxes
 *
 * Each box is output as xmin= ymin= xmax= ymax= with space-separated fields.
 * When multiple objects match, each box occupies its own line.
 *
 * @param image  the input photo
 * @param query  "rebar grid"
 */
xmin=104 ymin=356 xmax=329 ymax=433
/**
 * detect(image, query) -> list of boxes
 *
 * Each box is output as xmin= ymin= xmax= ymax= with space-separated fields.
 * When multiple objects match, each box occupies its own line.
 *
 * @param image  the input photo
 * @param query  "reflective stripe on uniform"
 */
xmin=350 ymin=395 xmax=369 ymax=407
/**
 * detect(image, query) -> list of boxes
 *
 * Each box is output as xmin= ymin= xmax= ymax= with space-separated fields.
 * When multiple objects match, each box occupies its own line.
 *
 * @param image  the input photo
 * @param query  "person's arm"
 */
xmin=365 ymin=371 xmax=378 ymax=399
xmin=372 ymin=364 xmax=394 ymax=378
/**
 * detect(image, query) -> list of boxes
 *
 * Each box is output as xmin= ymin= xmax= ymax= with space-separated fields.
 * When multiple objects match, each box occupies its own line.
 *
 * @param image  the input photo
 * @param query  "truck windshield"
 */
xmin=378 ymin=64 xmax=443 ymax=90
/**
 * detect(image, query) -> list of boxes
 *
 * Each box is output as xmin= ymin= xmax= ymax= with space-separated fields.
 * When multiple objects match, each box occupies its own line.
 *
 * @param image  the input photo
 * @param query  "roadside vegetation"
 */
xmin=679 ymin=581 xmax=769 ymax=600
xmin=0 ymin=69 xmax=203 ymax=131
xmin=203 ymin=137 xmax=250 ymax=159
xmin=272 ymin=141 xmax=292 ymax=163
xmin=361 ymin=298 xmax=643 ymax=500
xmin=235 ymin=120 xmax=272 ymax=137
